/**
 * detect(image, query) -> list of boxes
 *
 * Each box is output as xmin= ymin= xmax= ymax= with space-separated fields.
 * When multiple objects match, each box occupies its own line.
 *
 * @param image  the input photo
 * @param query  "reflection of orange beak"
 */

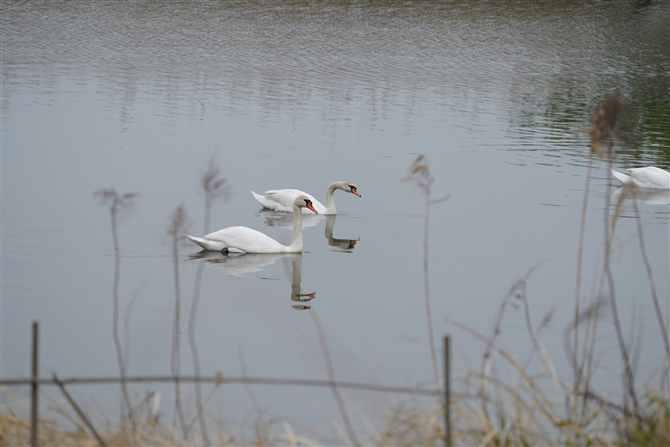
xmin=352 ymin=188 xmax=361 ymax=197
xmin=307 ymin=203 xmax=318 ymax=214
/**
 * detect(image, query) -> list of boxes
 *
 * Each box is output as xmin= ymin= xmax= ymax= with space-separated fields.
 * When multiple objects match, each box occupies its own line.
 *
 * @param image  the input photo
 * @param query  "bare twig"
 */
xmin=52 ymin=374 xmax=108 ymax=447
xmin=310 ymin=311 xmax=360 ymax=446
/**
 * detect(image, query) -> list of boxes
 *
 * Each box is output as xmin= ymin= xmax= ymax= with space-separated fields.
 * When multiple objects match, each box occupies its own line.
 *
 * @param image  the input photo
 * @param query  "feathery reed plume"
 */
xmin=573 ymin=94 xmax=641 ymax=424
xmin=592 ymin=94 xmax=640 ymax=419
xmin=93 ymin=188 xmax=138 ymax=435
xmin=589 ymin=94 xmax=624 ymax=161
xmin=199 ymin=154 xmax=232 ymax=235
xmin=401 ymin=155 xmax=450 ymax=398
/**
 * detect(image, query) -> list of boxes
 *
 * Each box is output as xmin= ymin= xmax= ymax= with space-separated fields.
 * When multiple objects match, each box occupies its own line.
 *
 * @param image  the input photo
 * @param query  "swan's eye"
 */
xmin=350 ymin=186 xmax=357 ymax=193
xmin=304 ymin=199 xmax=312 ymax=205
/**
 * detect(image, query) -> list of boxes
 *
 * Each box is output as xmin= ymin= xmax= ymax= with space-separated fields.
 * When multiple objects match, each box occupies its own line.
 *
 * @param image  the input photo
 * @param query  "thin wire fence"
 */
xmin=1 ymin=321 xmax=454 ymax=447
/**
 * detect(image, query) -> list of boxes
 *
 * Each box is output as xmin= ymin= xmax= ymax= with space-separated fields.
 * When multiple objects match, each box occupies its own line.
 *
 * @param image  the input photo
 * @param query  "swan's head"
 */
xmin=339 ymin=181 xmax=361 ymax=197
xmin=295 ymin=195 xmax=318 ymax=214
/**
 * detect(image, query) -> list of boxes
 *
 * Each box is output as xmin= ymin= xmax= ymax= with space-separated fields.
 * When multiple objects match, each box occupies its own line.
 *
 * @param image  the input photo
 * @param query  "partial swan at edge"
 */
xmin=611 ymin=167 xmax=670 ymax=189
xmin=251 ymin=181 xmax=361 ymax=214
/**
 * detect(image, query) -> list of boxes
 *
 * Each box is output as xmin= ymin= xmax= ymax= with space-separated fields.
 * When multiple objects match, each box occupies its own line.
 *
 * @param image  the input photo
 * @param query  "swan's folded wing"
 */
xmin=263 ymin=189 xmax=324 ymax=213
xmin=628 ymin=167 xmax=670 ymax=189
xmin=211 ymin=226 xmax=285 ymax=254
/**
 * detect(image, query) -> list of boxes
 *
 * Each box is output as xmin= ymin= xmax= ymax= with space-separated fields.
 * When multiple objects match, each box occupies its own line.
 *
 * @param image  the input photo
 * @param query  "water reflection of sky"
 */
xmin=2 ymin=0 xmax=669 ymax=437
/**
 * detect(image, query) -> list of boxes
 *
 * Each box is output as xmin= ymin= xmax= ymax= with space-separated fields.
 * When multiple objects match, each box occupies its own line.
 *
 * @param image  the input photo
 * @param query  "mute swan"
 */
xmin=611 ymin=167 xmax=670 ymax=189
xmin=251 ymin=181 xmax=361 ymax=214
xmin=186 ymin=195 xmax=317 ymax=253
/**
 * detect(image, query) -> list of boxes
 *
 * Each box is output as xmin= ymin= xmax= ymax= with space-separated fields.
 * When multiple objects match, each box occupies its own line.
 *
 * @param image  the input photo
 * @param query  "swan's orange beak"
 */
xmin=351 ymin=186 xmax=361 ymax=197
xmin=306 ymin=202 xmax=318 ymax=214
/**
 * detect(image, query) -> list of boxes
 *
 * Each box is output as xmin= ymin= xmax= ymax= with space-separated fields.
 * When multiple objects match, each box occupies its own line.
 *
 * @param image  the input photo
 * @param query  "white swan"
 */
xmin=611 ymin=167 xmax=670 ymax=189
xmin=186 ymin=195 xmax=317 ymax=253
xmin=251 ymin=181 xmax=361 ymax=214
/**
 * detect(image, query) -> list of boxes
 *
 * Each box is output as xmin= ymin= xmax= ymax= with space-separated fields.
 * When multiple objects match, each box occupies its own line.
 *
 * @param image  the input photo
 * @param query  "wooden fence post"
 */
xmin=444 ymin=335 xmax=451 ymax=447
xmin=31 ymin=321 xmax=39 ymax=447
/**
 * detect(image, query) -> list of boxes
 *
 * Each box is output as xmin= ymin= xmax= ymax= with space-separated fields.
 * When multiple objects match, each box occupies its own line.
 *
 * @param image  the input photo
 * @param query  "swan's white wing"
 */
xmin=627 ymin=167 xmax=670 ymax=189
xmin=203 ymin=226 xmax=287 ymax=253
xmin=251 ymin=189 xmax=327 ymax=213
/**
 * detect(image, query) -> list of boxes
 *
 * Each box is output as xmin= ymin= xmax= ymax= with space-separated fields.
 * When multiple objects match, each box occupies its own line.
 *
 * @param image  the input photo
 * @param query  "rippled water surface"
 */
xmin=2 ymin=0 xmax=669 ymax=441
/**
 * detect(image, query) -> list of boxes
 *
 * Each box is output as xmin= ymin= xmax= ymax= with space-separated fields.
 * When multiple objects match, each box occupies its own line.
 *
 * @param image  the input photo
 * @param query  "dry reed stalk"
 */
xmin=93 ymin=188 xmax=138 ymax=440
xmin=187 ymin=155 xmax=231 ymax=445
xmin=400 ymin=154 xmax=450 ymax=400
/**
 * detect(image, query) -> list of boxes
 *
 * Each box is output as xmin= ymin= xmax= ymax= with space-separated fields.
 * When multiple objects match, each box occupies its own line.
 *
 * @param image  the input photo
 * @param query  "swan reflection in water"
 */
xmin=188 ymin=251 xmax=315 ymax=310
xmin=255 ymin=209 xmax=323 ymax=229
xmin=611 ymin=186 xmax=670 ymax=206
xmin=256 ymin=210 xmax=360 ymax=252
xmin=325 ymin=215 xmax=359 ymax=252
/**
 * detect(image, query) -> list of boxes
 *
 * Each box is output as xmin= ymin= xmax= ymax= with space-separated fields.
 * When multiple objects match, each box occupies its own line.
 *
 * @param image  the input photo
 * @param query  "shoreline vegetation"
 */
xmin=2 ymin=95 xmax=669 ymax=446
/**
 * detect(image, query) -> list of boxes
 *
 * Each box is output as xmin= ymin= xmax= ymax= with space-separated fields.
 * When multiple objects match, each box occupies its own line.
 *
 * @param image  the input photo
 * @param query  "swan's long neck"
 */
xmin=324 ymin=182 xmax=340 ymax=214
xmin=288 ymin=203 xmax=304 ymax=252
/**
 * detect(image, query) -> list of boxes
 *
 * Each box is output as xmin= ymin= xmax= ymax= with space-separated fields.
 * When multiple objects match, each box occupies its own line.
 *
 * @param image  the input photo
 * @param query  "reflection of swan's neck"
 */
xmin=325 ymin=182 xmax=340 ymax=214
xmin=324 ymin=214 xmax=357 ymax=249
xmin=325 ymin=214 xmax=337 ymax=240
xmin=291 ymin=254 xmax=303 ymax=299
xmin=288 ymin=202 xmax=304 ymax=252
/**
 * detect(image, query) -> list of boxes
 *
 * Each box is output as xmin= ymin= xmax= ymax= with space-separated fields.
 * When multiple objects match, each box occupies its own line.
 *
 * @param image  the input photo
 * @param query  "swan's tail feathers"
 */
xmin=251 ymin=190 xmax=276 ymax=210
xmin=251 ymin=190 xmax=266 ymax=205
xmin=186 ymin=234 xmax=227 ymax=252
xmin=611 ymin=169 xmax=630 ymax=185
xmin=186 ymin=234 xmax=207 ymax=249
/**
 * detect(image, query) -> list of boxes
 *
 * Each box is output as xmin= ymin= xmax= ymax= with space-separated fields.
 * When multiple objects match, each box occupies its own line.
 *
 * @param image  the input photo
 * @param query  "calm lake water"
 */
xmin=2 ymin=0 xmax=669 ymax=442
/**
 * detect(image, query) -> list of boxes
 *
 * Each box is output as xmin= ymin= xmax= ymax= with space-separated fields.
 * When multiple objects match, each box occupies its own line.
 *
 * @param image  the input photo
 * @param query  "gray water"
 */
xmin=2 ymin=0 xmax=669 ymax=441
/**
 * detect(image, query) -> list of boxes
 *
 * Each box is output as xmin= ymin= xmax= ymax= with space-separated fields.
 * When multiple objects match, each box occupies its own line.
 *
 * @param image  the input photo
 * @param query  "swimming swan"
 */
xmin=186 ymin=195 xmax=317 ymax=253
xmin=251 ymin=181 xmax=361 ymax=214
xmin=611 ymin=167 xmax=670 ymax=189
